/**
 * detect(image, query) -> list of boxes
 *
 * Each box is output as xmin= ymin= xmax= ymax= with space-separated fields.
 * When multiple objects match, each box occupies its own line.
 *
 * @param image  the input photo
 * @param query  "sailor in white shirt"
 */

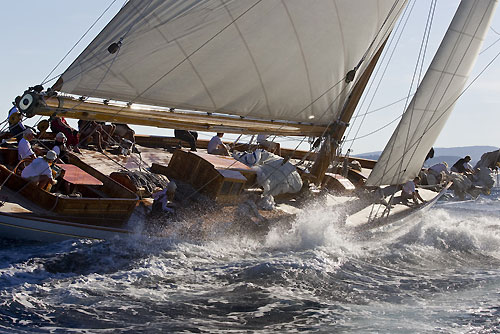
xmin=401 ymin=176 xmax=425 ymax=205
xmin=207 ymin=133 xmax=229 ymax=156
xmin=18 ymin=128 xmax=36 ymax=160
xmin=21 ymin=150 xmax=57 ymax=189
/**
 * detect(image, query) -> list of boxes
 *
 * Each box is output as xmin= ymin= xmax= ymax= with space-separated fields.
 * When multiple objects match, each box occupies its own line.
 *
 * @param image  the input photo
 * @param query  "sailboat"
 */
xmin=2 ymin=0 xmax=498 ymax=241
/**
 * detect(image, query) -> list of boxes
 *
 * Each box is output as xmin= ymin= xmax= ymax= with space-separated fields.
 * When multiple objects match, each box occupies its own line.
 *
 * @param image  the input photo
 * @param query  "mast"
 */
xmin=310 ymin=39 xmax=388 ymax=184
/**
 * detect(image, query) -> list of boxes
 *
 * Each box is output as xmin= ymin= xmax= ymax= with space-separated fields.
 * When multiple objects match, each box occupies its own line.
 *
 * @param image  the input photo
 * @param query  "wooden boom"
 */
xmin=33 ymin=96 xmax=326 ymax=137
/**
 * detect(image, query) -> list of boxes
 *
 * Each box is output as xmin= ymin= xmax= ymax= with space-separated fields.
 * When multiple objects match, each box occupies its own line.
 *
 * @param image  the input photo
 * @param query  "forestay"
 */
xmin=58 ymin=0 xmax=406 ymax=128
xmin=367 ymin=0 xmax=498 ymax=187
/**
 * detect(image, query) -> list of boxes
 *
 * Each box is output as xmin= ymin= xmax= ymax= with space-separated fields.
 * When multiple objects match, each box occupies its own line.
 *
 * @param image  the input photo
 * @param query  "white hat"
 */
xmin=45 ymin=150 xmax=57 ymax=161
xmin=55 ymin=132 xmax=67 ymax=141
xmin=23 ymin=128 xmax=35 ymax=136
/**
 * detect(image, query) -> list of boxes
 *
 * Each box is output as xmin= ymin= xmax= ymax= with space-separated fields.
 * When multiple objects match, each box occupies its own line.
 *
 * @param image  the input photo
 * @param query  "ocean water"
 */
xmin=0 ymin=189 xmax=499 ymax=333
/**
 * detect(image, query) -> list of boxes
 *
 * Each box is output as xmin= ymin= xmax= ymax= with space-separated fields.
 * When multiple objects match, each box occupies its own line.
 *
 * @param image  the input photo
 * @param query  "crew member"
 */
xmin=451 ymin=155 xmax=473 ymax=174
xmin=50 ymin=132 xmax=69 ymax=163
xmin=256 ymin=134 xmax=281 ymax=155
xmin=21 ymin=150 xmax=57 ymax=189
xmin=401 ymin=176 xmax=425 ymax=205
xmin=18 ymin=128 xmax=36 ymax=161
xmin=50 ymin=116 xmax=80 ymax=152
xmin=174 ymin=129 xmax=198 ymax=151
xmin=427 ymin=162 xmax=449 ymax=183
xmin=8 ymin=96 xmax=25 ymax=142
xmin=207 ymin=133 xmax=229 ymax=156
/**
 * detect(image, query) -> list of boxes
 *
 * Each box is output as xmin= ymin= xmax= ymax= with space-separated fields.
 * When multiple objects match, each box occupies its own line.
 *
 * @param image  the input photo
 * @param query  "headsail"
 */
xmin=366 ymin=0 xmax=498 ymax=187
xmin=56 ymin=0 xmax=407 ymax=129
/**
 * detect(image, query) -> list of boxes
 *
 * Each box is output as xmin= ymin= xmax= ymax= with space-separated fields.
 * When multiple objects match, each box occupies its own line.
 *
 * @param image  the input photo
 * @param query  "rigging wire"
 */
xmin=343 ymin=0 xmax=417 ymax=153
xmin=40 ymin=0 xmax=120 ymax=86
xmin=343 ymin=114 xmax=403 ymax=143
xmin=36 ymin=0 xmax=426 ymax=201
xmin=390 ymin=0 xmax=492 ymax=185
xmin=390 ymin=0 xmax=437 ymax=189
xmin=369 ymin=0 xmax=500 ymax=188
xmin=480 ymin=26 xmax=500 ymax=55
xmin=350 ymin=94 xmax=414 ymax=120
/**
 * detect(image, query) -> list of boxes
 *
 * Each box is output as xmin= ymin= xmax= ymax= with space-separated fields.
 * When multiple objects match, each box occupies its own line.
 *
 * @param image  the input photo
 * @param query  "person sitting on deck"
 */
xmin=256 ymin=134 xmax=281 ymax=155
xmin=207 ymin=133 xmax=229 ymax=156
xmin=8 ymin=96 xmax=25 ymax=143
xmin=174 ymin=129 xmax=198 ymax=151
xmin=401 ymin=176 xmax=426 ymax=205
xmin=49 ymin=132 xmax=69 ymax=163
xmin=50 ymin=116 xmax=80 ymax=153
xmin=21 ymin=150 xmax=57 ymax=190
xmin=78 ymin=120 xmax=115 ymax=152
xmin=18 ymin=128 xmax=36 ymax=161
xmin=78 ymin=120 xmax=103 ymax=151
xmin=451 ymin=155 xmax=473 ymax=174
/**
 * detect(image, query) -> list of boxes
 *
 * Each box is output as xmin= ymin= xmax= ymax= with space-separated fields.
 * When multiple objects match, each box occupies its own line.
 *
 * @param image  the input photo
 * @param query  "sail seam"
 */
xmin=281 ymin=1 xmax=315 ymax=120
xmin=107 ymin=0 xmax=265 ymax=119
xmin=220 ymin=0 xmax=272 ymax=118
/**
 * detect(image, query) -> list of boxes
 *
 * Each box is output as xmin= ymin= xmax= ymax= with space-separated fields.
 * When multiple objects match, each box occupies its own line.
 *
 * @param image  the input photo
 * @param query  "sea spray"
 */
xmin=0 ymin=196 xmax=499 ymax=332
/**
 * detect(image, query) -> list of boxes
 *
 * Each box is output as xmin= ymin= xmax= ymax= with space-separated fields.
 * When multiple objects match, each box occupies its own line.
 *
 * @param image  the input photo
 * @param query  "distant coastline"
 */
xmin=355 ymin=145 xmax=499 ymax=166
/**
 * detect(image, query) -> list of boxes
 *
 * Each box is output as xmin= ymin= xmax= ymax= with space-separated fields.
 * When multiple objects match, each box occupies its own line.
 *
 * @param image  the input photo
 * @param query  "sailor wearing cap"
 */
xmin=20 ymin=150 xmax=58 ymax=189
xmin=51 ymin=132 xmax=69 ymax=163
xmin=18 ymin=128 xmax=36 ymax=160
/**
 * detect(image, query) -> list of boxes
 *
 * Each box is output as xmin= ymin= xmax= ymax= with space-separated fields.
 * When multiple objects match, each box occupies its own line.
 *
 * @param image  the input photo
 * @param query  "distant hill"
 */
xmin=355 ymin=146 xmax=499 ymax=167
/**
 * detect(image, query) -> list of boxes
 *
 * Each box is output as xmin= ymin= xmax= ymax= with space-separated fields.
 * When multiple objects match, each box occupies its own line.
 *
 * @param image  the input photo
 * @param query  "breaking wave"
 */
xmin=0 ymin=192 xmax=499 ymax=332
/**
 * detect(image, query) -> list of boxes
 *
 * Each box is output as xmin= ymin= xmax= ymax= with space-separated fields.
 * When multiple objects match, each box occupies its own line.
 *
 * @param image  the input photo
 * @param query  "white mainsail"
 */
xmin=57 ymin=0 xmax=406 ymax=128
xmin=366 ymin=0 xmax=498 ymax=187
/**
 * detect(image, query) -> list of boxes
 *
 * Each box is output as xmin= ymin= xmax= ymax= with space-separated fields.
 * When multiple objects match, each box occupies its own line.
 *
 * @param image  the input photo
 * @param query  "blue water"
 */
xmin=0 ymin=189 xmax=499 ymax=333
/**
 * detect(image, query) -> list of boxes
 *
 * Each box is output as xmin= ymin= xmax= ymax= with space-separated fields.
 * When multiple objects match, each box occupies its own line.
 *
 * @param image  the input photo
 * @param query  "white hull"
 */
xmin=346 ymin=183 xmax=452 ymax=231
xmin=0 ymin=212 xmax=131 ymax=242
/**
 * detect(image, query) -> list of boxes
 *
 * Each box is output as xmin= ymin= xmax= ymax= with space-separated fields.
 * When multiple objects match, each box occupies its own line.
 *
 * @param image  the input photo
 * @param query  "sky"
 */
xmin=1 ymin=0 xmax=499 ymax=154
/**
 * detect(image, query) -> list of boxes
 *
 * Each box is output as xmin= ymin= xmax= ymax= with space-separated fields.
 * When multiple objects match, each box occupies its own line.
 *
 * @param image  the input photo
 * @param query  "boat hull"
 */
xmin=0 ymin=211 xmax=131 ymax=242
xmin=0 ymin=147 xmax=138 ymax=224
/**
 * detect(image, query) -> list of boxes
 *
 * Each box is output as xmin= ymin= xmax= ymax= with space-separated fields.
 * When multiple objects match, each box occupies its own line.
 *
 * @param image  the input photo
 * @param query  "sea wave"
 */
xmin=0 ymin=196 xmax=499 ymax=333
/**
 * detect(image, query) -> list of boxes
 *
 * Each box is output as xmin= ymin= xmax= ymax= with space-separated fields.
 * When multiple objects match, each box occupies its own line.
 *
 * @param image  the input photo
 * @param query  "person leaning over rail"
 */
xmin=451 ymin=155 xmax=473 ymax=174
xmin=20 ymin=150 xmax=57 ymax=190
xmin=427 ymin=162 xmax=450 ymax=184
